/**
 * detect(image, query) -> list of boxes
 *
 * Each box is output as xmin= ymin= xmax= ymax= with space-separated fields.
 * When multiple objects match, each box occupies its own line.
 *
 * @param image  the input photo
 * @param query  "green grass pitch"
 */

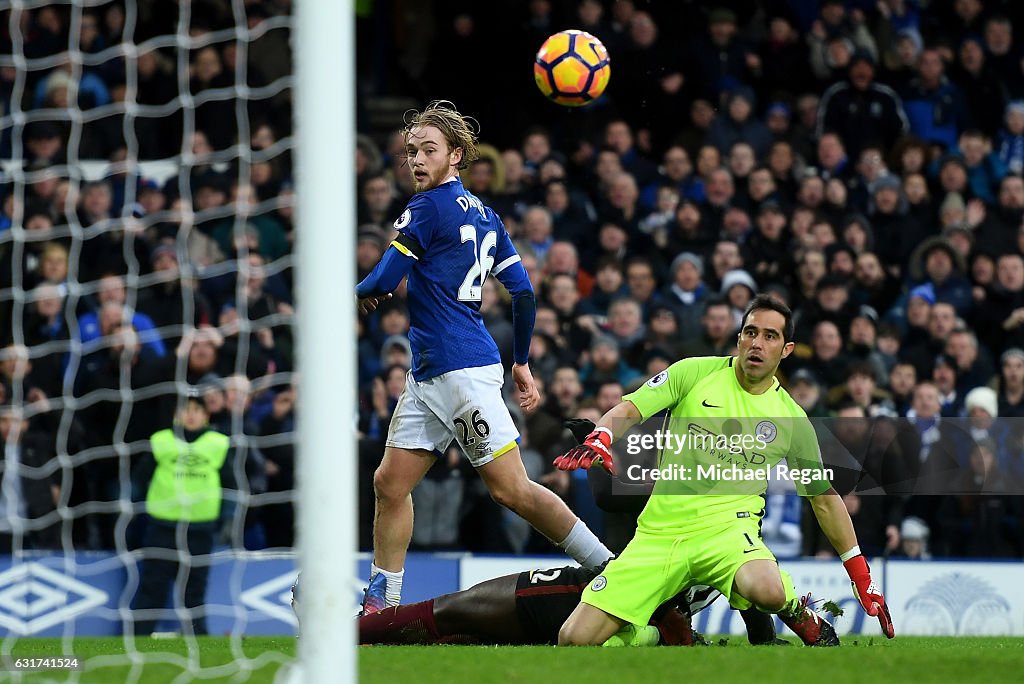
xmin=3 ymin=637 xmax=1023 ymax=683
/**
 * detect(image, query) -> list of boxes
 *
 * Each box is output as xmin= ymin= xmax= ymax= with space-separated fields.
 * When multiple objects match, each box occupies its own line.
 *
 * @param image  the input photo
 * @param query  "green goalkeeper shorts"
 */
xmin=580 ymin=517 xmax=777 ymax=625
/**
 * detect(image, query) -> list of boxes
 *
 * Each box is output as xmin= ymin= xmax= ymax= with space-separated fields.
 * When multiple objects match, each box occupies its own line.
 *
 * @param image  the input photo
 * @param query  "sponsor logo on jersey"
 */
xmin=646 ymin=371 xmax=668 ymax=388
xmin=755 ymin=420 xmax=777 ymax=444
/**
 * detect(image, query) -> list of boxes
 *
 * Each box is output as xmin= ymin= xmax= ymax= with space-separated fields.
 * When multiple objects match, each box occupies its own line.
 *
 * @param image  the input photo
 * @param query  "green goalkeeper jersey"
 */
xmin=622 ymin=356 xmax=830 ymax=535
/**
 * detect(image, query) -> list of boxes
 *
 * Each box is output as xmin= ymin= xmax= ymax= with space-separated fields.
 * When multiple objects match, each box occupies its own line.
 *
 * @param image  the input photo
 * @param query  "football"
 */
xmin=534 ymin=30 xmax=611 ymax=107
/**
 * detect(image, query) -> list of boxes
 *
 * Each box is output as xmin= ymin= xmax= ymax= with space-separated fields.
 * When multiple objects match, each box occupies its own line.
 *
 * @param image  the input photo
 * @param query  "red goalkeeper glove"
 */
xmin=553 ymin=427 xmax=615 ymax=475
xmin=843 ymin=554 xmax=895 ymax=638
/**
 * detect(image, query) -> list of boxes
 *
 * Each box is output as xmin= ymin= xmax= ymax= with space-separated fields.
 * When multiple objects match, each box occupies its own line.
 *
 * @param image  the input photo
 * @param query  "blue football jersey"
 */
xmin=391 ymin=178 xmax=521 ymax=381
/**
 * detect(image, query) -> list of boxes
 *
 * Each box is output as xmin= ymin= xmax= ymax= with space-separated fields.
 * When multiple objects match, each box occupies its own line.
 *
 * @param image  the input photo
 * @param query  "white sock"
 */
xmin=557 ymin=519 xmax=613 ymax=571
xmin=370 ymin=563 xmax=404 ymax=607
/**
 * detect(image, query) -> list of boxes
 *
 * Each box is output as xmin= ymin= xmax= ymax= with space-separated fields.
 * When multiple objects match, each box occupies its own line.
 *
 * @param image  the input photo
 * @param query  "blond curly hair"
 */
xmin=403 ymin=100 xmax=480 ymax=170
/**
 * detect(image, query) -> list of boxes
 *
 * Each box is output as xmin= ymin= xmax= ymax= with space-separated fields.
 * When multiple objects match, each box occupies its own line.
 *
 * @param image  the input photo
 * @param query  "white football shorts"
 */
xmin=386 ymin=363 xmax=520 ymax=467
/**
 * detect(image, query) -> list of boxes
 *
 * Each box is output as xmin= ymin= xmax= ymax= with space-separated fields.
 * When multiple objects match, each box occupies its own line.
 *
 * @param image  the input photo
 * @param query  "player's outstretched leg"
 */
xmin=477 ymin=446 xmax=612 ymax=570
xmin=366 ymin=446 xmax=436 ymax=613
xmin=358 ymin=574 xmax=526 ymax=645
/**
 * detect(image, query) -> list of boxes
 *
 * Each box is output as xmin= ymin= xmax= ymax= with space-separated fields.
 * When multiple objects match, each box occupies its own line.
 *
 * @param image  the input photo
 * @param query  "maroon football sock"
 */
xmin=358 ymin=599 xmax=440 ymax=644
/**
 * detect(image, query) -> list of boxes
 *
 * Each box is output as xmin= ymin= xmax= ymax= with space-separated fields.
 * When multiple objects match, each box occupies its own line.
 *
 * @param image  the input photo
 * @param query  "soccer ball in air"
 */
xmin=534 ymin=30 xmax=611 ymax=107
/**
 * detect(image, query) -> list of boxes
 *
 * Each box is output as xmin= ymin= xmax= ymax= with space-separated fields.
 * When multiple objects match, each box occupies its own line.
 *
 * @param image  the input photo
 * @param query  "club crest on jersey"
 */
xmin=755 ymin=420 xmax=777 ymax=444
xmin=646 ymin=371 xmax=668 ymax=388
xmin=591 ymin=575 xmax=607 ymax=592
xmin=394 ymin=209 xmax=412 ymax=229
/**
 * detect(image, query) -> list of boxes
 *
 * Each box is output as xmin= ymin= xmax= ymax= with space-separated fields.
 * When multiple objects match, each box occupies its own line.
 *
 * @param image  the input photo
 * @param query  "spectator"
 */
xmin=807 ymin=0 xmax=878 ymax=83
xmin=79 ymin=274 xmax=165 ymax=358
xmin=997 ymin=101 xmax=1024 ymax=175
xmin=894 ymin=516 xmax=931 ymax=560
xmin=787 ymin=368 xmax=827 ymax=417
xmin=661 ymin=252 xmax=707 ymax=335
xmin=956 ymin=129 xmax=1006 ymax=205
xmin=817 ymin=50 xmax=909 ymax=159
xmin=908 ymin=237 xmax=973 ymax=318
xmin=691 ymin=8 xmax=752 ymax=98
xmin=132 ymin=394 xmax=231 ymax=635
xmin=578 ymin=336 xmax=640 ymax=395
xmin=678 ymin=298 xmax=736 ymax=357
xmin=901 ymin=48 xmax=969 ymax=150
xmin=952 ymin=34 xmax=1009 ymax=137
xmin=706 ymin=86 xmax=773 ymax=159
xmin=757 ymin=14 xmax=813 ymax=102
xmin=640 ymin=145 xmax=703 ymax=210
xmin=0 ymin=406 xmax=61 ymax=550
xmin=719 ymin=269 xmax=757 ymax=329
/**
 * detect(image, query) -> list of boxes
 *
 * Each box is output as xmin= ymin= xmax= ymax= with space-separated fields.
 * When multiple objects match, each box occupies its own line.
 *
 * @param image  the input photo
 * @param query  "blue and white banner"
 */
xmin=0 ymin=552 xmax=460 ymax=637
xmin=885 ymin=560 xmax=1024 ymax=636
xmin=1 ymin=553 xmax=1021 ymax=636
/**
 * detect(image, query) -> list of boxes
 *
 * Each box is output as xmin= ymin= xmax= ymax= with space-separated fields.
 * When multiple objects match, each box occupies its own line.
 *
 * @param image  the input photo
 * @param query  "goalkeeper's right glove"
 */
xmin=843 ymin=554 xmax=895 ymax=638
xmin=553 ymin=427 xmax=615 ymax=475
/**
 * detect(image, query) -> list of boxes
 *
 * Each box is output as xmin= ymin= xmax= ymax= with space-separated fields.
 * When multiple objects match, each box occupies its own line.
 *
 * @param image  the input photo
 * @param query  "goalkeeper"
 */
xmin=554 ymin=295 xmax=895 ymax=646
xmin=339 ymin=417 xmax=838 ymax=647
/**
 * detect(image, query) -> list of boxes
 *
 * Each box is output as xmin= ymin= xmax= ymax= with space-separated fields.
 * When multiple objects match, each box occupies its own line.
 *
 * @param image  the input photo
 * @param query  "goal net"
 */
xmin=0 ymin=0 xmax=352 ymax=680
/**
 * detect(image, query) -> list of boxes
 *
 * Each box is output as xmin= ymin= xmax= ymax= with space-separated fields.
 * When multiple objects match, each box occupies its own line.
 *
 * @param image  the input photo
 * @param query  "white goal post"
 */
xmin=294 ymin=0 xmax=356 ymax=682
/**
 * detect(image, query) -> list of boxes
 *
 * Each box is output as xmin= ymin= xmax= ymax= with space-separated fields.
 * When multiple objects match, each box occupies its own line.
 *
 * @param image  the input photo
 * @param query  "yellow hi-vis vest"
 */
xmin=146 ymin=429 xmax=229 ymax=523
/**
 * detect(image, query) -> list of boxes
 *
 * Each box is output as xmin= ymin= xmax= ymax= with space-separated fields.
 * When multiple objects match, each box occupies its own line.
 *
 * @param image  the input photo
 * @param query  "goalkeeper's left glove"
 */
xmin=553 ymin=427 xmax=615 ymax=474
xmin=843 ymin=554 xmax=895 ymax=638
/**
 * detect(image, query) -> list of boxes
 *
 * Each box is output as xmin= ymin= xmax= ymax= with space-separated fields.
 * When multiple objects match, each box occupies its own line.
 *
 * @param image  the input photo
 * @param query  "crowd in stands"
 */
xmin=0 ymin=1 xmax=296 ymax=553
xmin=357 ymin=0 xmax=1024 ymax=560
xmin=1 ymin=0 xmax=1022 ymax=562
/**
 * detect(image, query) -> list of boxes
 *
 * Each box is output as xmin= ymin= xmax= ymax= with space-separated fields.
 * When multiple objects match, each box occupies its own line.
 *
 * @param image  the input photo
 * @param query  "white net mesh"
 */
xmin=0 ymin=0 xmax=299 ymax=679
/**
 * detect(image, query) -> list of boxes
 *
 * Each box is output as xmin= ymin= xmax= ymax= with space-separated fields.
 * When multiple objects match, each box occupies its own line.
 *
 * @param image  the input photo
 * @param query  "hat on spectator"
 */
xmin=872 ymin=174 xmax=901 ymax=193
xmin=590 ymin=334 xmax=620 ymax=353
xmin=816 ymin=272 xmax=849 ymax=293
xmin=720 ymin=269 xmax=757 ymax=295
xmin=939 ymin=192 xmax=966 ymax=215
xmin=896 ymin=28 xmax=924 ymax=56
xmin=728 ymin=85 xmax=757 ymax=109
xmin=670 ymin=252 xmax=704 ymax=277
xmin=965 ymin=386 xmax=998 ymax=418
xmin=790 ymin=368 xmax=820 ymax=388
xmin=938 ymin=152 xmax=968 ymax=173
xmin=854 ymin=304 xmax=879 ymax=327
xmin=198 ymin=372 xmax=223 ymax=393
xmin=150 ymin=243 xmax=177 ymax=263
xmin=758 ymin=199 xmax=784 ymax=216
xmin=942 ymin=222 xmax=974 ymax=245
xmin=1007 ymin=101 xmax=1024 ymax=117
xmin=139 ymin=178 xmax=163 ymax=193
xmin=358 ymin=225 xmax=388 ymax=250
xmin=1001 ymin=347 xmax=1024 ymax=365
xmin=849 ymin=48 xmax=876 ymax=69
xmin=908 ymin=283 xmax=936 ymax=305
xmin=765 ymin=102 xmax=791 ymax=119
xmin=912 ymin=236 xmax=965 ymax=281
xmin=900 ymin=516 xmax=929 ymax=541
xmin=380 ymin=335 xmax=412 ymax=361
xmin=708 ymin=8 xmax=737 ymax=25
